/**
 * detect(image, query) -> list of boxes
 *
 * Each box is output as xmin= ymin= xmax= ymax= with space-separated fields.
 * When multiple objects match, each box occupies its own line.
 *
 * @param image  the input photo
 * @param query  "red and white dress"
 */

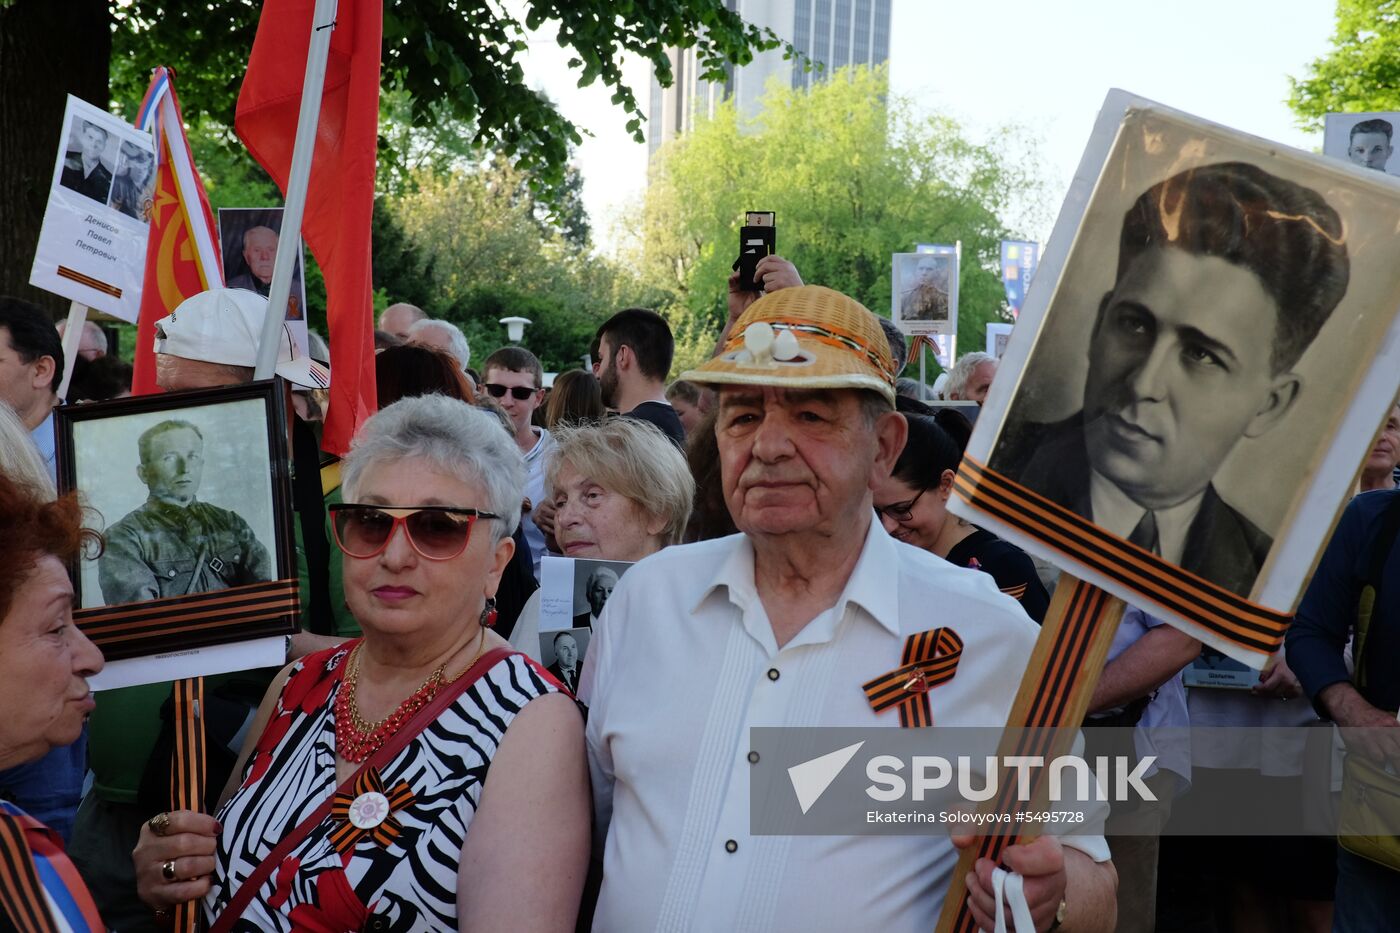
xmin=205 ymin=643 xmax=559 ymax=931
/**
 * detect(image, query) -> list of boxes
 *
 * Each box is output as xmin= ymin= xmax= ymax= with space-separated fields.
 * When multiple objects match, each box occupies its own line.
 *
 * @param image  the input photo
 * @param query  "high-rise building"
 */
xmin=648 ymin=0 xmax=893 ymax=159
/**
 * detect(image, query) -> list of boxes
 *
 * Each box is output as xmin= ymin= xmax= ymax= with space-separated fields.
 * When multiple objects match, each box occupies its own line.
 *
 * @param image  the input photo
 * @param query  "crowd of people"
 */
xmin=0 ymin=239 xmax=1396 ymax=932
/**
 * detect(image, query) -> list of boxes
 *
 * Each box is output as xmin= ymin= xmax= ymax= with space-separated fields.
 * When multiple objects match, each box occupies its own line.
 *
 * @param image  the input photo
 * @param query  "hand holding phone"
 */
xmin=736 ymin=211 xmax=775 ymax=292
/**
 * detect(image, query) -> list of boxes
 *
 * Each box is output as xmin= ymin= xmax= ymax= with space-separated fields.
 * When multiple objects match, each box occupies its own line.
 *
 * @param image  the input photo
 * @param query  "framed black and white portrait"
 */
xmin=1323 ymin=111 xmax=1400 ymax=177
xmin=954 ymin=90 xmax=1400 ymax=667
xmin=56 ymin=379 xmax=297 ymax=660
xmin=892 ymin=251 xmax=957 ymax=336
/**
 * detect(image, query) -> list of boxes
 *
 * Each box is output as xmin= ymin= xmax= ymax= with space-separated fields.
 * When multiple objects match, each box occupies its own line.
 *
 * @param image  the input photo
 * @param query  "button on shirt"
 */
xmin=579 ymin=519 xmax=1109 ymax=933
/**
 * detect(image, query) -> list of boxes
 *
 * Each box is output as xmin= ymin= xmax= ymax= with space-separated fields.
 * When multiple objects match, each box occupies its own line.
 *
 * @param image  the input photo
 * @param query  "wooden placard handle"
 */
xmin=935 ymin=576 xmax=1124 ymax=933
xmin=171 ymin=676 xmax=206 ymax=933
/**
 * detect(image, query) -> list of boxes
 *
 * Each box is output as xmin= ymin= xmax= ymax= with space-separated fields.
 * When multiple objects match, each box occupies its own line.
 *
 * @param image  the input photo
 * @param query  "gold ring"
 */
xmin=148 ymin=812 xmax=171 ymax=836
xmin=161 ymin=859 xmax=178 ymax=882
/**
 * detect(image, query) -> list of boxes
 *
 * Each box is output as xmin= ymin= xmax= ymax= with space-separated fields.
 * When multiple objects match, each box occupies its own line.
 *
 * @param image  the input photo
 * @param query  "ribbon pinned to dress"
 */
xmin=328 ymin=767 xmax=415 ymax=854
xmin=862 ymin=627 xmax=963 ymax=727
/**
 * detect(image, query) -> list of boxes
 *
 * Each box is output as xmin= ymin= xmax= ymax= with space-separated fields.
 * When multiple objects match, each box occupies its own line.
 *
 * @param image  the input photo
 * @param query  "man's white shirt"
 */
xmin=579 ymin=519 xmax=1109 ymax=933
xmin=519 ymin=425 xmax=554 ymax=578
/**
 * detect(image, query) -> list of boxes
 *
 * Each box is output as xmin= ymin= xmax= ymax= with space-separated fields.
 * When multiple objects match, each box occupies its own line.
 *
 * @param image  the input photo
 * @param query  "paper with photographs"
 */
xmin=1323 ymin=111 xmax=1400 ymax=177
xmin=539 ymin=556 xmax=634 ymax=633
xmin=952 ymin=89 xmax=1400 ymax=667
xmin=218 ymin=207 xmax=310 ymax=354
xmin=892 ymin=247 xmax=958 ymax=337
xmin=29 ymin=95 xmax=155 ymax=322
xmin=57 ymin=380 xmax=297 ymax=683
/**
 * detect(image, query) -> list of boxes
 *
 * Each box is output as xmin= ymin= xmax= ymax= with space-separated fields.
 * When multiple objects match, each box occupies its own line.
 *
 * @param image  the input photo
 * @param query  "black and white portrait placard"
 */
xmin=56 ymin=380 xmax=297 ymax=668
xmin=538 ymin=627 xmax=591 ymax=694
xmin=1323 ymin=111 xmax=1400 ymax=177
xmin=953 ymin=90 xmax=1400 ymax=667
xmin=538 ymin=556 xmax=634 ymax=633
xmin=892 ymin=250 xmax=958 ymax=337
xmin=30 ymin=95 xmax=156 ymax=322
xmin=218 ymin=207 xmax=310 ymax=355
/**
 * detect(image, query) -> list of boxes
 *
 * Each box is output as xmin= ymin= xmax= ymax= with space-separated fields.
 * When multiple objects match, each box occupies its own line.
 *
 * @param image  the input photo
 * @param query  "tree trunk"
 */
xmin=0 ymin=0 xmax=110 ymax=313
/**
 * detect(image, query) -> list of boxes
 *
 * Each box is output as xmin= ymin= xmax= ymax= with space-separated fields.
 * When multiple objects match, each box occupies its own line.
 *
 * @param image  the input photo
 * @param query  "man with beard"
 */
xmin=594 ymin=308 xmax=685 ymax=446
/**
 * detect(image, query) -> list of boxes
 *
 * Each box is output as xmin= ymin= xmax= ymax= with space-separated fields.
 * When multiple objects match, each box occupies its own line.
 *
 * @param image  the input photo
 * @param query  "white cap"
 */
xmin=153 ymin=288 xmax=330 ymax=390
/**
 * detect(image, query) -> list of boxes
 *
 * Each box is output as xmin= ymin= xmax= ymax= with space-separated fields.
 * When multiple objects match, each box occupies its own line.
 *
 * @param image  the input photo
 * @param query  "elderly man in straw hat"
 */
xmin=578 ymin=286 xmax=1116 ymax=932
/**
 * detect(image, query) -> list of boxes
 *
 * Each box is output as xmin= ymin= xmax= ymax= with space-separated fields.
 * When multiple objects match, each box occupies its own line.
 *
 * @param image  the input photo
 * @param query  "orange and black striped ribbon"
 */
xmin=76 ymin=579 xmax=299 ymax=661
xmin=1000 ymin=583 xmax=1028 ymax=601
xmin=327 ymin=768 xmax=415 ymax=854
xmin=0 ymin=813 xmax=58 ymax=933
xmin=172 ymin=677 xmax=206 ymax=933
xmin=56 ymin=265 xmax=121 ymax=298
xmin=944 ymin=579 xmax=1117 ymax=933
xmin=863 ymin=628 xmax=963 ymax=728
xmin=954 ymin=455 xmax=1290 ymax=657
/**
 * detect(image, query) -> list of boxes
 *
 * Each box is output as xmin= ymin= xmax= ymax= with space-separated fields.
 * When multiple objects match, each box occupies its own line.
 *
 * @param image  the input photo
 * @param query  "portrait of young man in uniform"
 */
xmin=990 ymin=161 xmax=1350 ymax=597
xmin=899 ymin=255 xmax=951 ymax=323
xmin=97 ymin=418 xmax=272 ymax=605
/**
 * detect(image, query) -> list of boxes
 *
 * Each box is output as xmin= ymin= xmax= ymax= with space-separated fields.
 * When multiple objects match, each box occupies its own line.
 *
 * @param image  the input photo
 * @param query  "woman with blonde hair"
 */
xmin=510 ymin=418 xmax=694 ymax=666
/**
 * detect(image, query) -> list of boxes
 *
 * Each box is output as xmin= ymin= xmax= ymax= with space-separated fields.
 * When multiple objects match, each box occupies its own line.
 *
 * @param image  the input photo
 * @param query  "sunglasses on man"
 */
xmin=483 ymin=383 xmax=538 ymax=401
xmin=329 ymin=504 xmax=501 ymax=561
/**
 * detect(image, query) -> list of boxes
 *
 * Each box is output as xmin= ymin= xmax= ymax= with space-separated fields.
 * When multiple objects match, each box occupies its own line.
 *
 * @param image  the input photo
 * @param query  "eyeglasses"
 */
xmin=329 ymin=504 xmax=500 ymax=561
xmin=873 ymin=486 xmax=928 ymax=524
xmin=483 ymin=383 xmax=538 ymax=401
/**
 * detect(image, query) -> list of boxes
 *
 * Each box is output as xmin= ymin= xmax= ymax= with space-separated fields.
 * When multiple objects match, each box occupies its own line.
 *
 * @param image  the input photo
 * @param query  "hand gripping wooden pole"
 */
xmin=935 ymin=576 xmax=1125 ymax=933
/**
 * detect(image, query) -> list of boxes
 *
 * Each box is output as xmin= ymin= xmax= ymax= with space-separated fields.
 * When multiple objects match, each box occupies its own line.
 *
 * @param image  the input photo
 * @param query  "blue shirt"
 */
xmin=29 ymin=409 xmax=55 ymax=482
xmin=1287 ymin=489 xmax=1400 ymax=715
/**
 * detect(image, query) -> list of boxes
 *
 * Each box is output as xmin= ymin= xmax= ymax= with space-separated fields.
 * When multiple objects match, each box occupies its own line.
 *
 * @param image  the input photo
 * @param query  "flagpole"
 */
xmin=254 ymin=0 xmax=339 ymax=379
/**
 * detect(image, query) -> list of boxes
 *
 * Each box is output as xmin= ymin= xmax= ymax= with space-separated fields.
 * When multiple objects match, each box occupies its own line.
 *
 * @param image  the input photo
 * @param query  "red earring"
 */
xmin=480 ymin=598 xmax=498 ymax=629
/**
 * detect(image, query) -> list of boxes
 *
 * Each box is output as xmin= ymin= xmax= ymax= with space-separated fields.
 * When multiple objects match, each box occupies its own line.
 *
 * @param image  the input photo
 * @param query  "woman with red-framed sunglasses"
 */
xmin=135 ymin=395 xmax=589 ymax=931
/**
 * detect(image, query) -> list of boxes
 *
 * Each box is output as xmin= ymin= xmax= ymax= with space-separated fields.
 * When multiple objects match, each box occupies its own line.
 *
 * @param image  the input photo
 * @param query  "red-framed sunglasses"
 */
xmin=329 ymin=504 xmax=501 ymax=561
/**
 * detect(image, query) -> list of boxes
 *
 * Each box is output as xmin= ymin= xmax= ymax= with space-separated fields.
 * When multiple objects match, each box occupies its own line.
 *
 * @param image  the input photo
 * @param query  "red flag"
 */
xmin=235 ymin=0 xmax=380 ymax=455
xmin=130 ymin=68 xmax=225 ymax=396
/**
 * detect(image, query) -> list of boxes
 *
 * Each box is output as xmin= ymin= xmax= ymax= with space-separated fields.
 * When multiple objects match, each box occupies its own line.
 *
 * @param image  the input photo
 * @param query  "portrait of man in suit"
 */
xmin=546 ymin=631 xmax=581 ymax=693
xmin=991 ymin=161 xmax=1350 ymax=596
xmin=572 ymin=565 xmax=619 ymax=628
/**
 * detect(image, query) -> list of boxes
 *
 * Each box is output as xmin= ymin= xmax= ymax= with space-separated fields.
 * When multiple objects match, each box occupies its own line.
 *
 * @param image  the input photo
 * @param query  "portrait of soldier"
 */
xmin=572 ymin=565 xmax=619 ymax=628
xmin=991 ymin=161 xmax=1350 ymax=596
xmin=899 ymin=255 xmax=950 ymax=322
xmin=108 ymin=143 xmax=155 ymax=221
xmin=1347 ymin=118 xmax=1394 ymax=172
xmin=60 ymin=119 xmax=113 ymax=204
xmin=98 ymin=419 xmax=272 ymax=605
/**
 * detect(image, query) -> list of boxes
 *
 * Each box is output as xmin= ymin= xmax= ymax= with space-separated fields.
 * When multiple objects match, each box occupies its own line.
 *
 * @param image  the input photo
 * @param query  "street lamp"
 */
xmin=499 ymin=316 xmax=532 ymax=344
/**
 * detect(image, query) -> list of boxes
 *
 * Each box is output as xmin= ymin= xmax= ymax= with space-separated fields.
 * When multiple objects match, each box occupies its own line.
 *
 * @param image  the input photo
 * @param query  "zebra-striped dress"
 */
xmin=204 ymin=642 xmax=558 ymax=932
